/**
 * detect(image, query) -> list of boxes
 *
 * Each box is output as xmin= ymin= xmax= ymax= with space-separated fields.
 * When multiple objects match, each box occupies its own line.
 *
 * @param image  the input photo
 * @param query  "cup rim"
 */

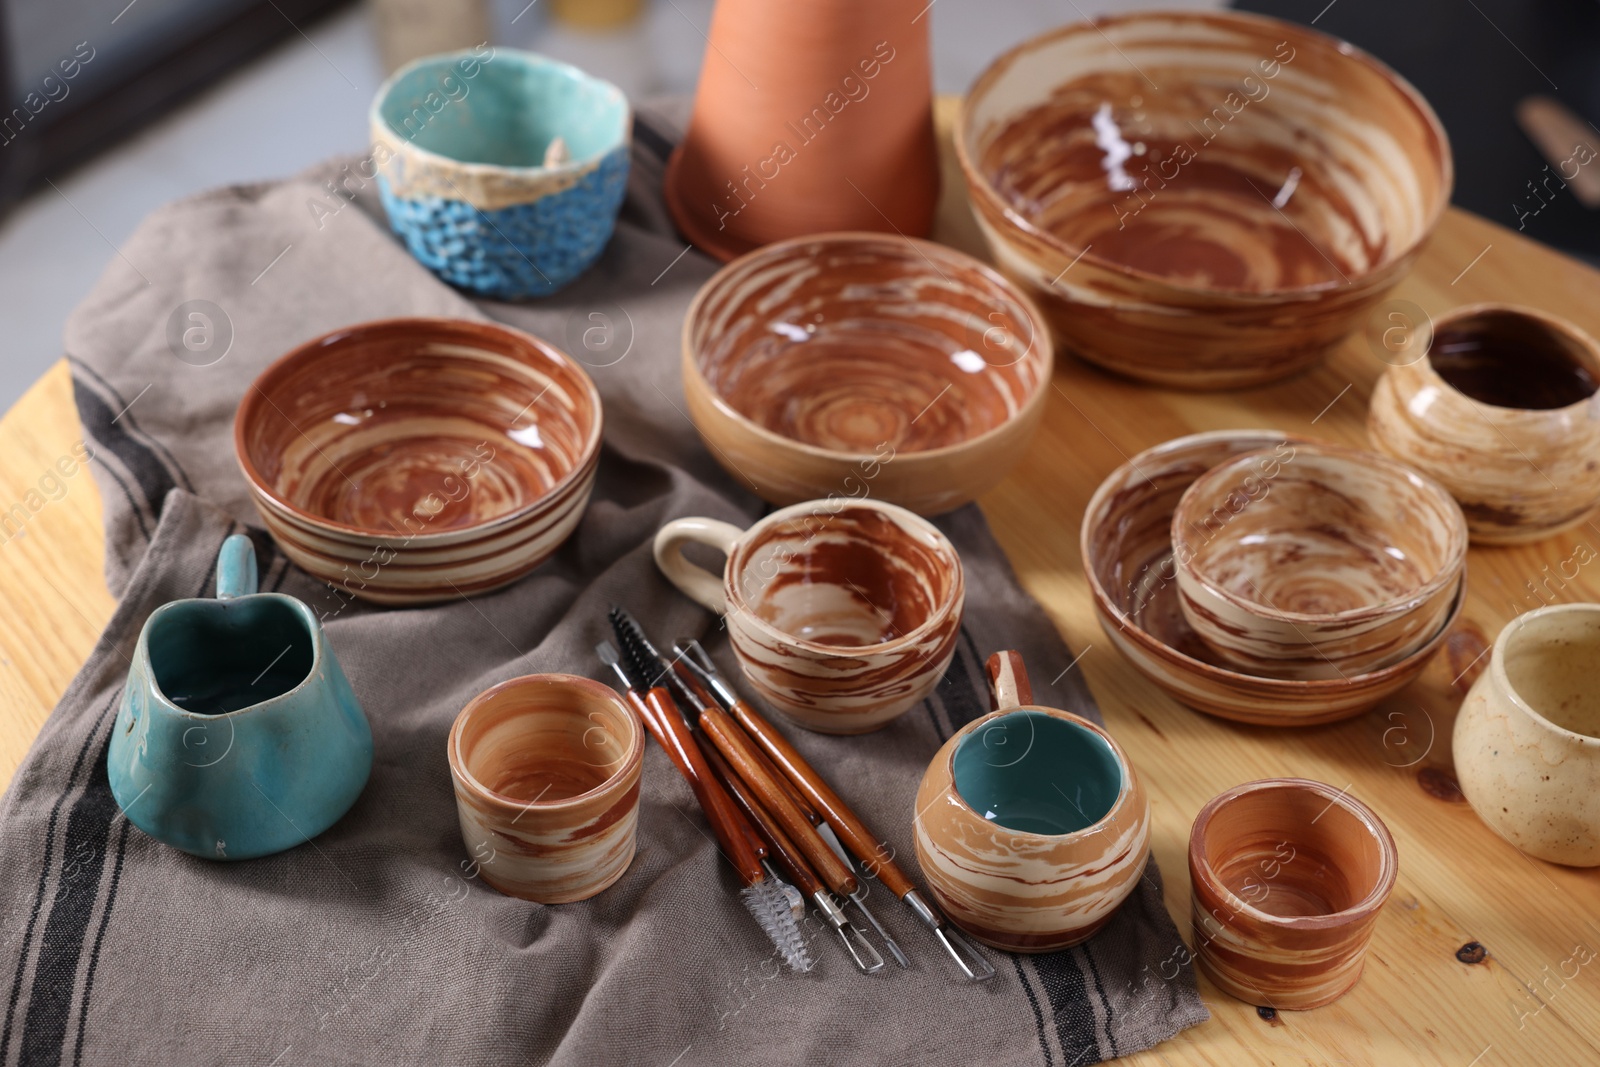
xmin=1488 ymin=603 xmax=1600 ymax=747
xmin=1415 ymin=302 xmax=1600 ymax=416
xmin=233 ymin=316 xmax=604 ymax=543
xmin=681 ymin=230 xmax=1054 ymax=466
xmin=368 ymin=47 xmax=631 ymax=178
xmin=448 ymin=673 xmax=644 ymax=815
xmin=1188 ymin=777 xmax=1398 ymax=930
xmin=1171 ymin=441 xmax=1467 ymax=625
xmin=943 ymin=706 xmax=1130 ymax=841
xmin=139 ymin=592 xmax=324 ymax=720
xmin=954 ymin=9 xmax=1454 ymax=299
xmin=723 ymin=497 xmax=965 ymax=655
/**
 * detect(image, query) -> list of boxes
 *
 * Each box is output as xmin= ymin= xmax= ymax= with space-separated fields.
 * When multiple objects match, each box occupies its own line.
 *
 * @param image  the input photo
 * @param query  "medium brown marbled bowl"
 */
xmin=957 ymin=11 xmax=1452 ymax=388
xmin=1080 ymin=430 xmax=1463 ymax=725
xmin=1369 ymin=303 xmax=1600 ymax=544
xmin=236 ymin=318 xmax=602 ymax=605
xmin=1190 ymin=778 xmax=1397 ymax=1010
xmin=683 ymin=232 xmax=1052 ymax=515
xmin=1172 ymin=442 xmax=1467 ymax=680
xmin=449 ymin=673 xmax=644 ymax=903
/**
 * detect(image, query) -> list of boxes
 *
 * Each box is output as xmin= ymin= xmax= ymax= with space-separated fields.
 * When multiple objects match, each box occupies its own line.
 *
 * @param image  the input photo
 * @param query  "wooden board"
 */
xmin=1 ymin=99 xmax=1597 ymax=1064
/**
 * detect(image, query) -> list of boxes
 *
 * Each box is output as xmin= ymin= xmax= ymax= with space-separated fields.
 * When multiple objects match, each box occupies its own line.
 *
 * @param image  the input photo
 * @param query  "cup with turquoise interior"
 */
xmin=369 ymin=47 xmax=631 ymax=299
xmin=107 ymin=535 xmax=373 ymax=860
xmin=912 ymin=650 xmax=1150 ymax=951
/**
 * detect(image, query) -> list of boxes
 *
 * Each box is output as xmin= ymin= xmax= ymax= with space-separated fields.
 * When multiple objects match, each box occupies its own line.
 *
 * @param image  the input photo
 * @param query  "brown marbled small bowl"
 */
xmin=449 ymin=673 xmax=644 ymax=903
xmin=1080 ymin=430 xmax=1463 ymax=726
xmin=957 ymin=11 xmax=1452 ymax=388
xmin=236 ymin=318 xmax=602 ymax=605
xmin=1190 ymin=778 xmax=1398 ymax=1010
xmin=1172 ymin=442 xmax=1467 ymax=680
xmin=683 ymin=232 xmax=1052 ymax=516
xmin=1369 ymin=303 xmax=1600 ymax=544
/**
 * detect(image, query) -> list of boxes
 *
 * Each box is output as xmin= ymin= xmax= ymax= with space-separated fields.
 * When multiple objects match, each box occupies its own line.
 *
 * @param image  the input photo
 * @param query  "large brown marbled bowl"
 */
xmin=957 ymin=11 xmax=1452 ymax=389
xmin=236 ymin=317 xmax=602 ymax=605
xmin=683 ymin=232 xmax=1052 ymax=516
xmin=1080 ymin=430 xmax=1463 ymax=726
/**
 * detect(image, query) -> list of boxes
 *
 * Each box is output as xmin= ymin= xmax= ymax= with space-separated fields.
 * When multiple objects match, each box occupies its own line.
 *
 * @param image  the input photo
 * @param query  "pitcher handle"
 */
xmin=985 ymin=651 xmax=1034 ymax=711
xmin=217 ymin=534 xmax=259 ymax=600
xmin=653 ymin=518 xmax=745 ymax=614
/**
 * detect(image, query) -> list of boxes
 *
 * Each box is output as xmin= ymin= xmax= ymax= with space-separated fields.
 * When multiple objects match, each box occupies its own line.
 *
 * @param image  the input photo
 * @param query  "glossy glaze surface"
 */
xmin=1368 ymin=304 xmax=1600 ymax=544
xmin=1190 ymin=779 xmax=1397 ymax=1010
xmin=1080 ymin=430 xmax=1462 ymax=725
xmin=914 ymin=651 xmax=1150 ymax=952
xmin=957 ymin=12 xmax=1451 ymax=388
xmin=1454 ymin=605 xmax=1600 ymax=866
xmin=1173 ymin=442 xmax=1467 ymax=679
xmin=449 ymin=674 xmax=644 ymax=903
xmin=654 ymin=499 xmax=963 ymax=734
xmin=663 ymin=0 xmax=938 ymax=261
xmin=236 ymin=318 xmax=602 ymax=605
xmin=683 ymin=233 xmax=1051 ymax=516
xmin=108 ymin=536 xmax=373 ymax=861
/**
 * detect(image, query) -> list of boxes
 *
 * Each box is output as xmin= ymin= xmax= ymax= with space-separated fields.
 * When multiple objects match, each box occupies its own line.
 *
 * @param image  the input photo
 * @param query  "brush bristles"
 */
xmin=741 ymin=880 xmax=814 ymax=973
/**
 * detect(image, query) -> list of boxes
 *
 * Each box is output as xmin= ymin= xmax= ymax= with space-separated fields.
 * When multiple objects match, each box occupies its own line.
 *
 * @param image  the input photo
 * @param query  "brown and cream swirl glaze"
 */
xmin=1369 ymin=304 xmax=1600 ymax=544
xmin=956 ymin=12 xmax=1452 ymax=388
xmin=448 ymin=674 xmax=644 ymax=904
xmin=1080 ymin=430 xmax=1464 ymax=725
xmin=683 ymin=233 xmax=1051 ymax=515
xmin=236 ymin=317 xmax=602 ymax=605
xmin=653 ymin=499 xmax=963 ymax=734
xmin=1172 ymin=442 xmax=1466 ymax=680
xmin=1189 ymin=778 xmax=1398 ymax=1010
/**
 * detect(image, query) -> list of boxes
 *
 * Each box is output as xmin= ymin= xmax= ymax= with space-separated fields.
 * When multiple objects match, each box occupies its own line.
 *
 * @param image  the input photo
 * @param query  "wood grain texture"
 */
xmin=0 ymin=99 xmax=1595 ymax=1062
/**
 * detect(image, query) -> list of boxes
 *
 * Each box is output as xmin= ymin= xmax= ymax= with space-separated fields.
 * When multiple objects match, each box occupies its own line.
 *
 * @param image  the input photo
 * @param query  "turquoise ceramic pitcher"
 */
xmin=108 ymin=535 xmax=372 ymax=860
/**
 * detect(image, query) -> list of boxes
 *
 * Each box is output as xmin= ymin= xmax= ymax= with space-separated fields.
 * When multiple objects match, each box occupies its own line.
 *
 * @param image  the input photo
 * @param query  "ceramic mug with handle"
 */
xmin=653 ymin=498 xmax=964 ymax=734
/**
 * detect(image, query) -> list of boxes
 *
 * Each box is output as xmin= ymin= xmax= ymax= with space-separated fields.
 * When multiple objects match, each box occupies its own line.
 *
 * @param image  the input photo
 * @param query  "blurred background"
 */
xmin=0 ymin=0 xmax=1594 ymax=408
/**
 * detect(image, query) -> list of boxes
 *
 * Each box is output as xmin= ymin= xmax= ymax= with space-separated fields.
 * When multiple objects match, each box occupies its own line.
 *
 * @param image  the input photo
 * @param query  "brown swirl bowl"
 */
xmin=1080 ymin=430 xmax=1463 ymax=726
xmin=1368 ymin=303 xmax=1600 ymax=544
xmin=236 ymin=318 xmax=602 ymax=605
xmin=1190 ymin=778 xmax=1398 ymax=1010
xmin=1172 ymin=442 xmax=1467 ymax=680
xmin=683 ymin=232 xmax=1052 ymax=516
xmin=449 ymin=673 xmax=644 ymax=903
xmin=956 ymin=11 xmax=1452 ymax=389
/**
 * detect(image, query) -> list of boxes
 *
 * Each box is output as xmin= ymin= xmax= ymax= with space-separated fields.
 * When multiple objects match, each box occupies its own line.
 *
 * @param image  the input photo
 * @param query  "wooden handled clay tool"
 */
xmin=610 ymin=608 xmax=885 ymax=974
xmin=668 ymin=660 xmax=909 ymax=968
xmin=595 ymin=638 xmax=813 ymax=973
xmin=674 ymin=638 xmax=996 ymax=982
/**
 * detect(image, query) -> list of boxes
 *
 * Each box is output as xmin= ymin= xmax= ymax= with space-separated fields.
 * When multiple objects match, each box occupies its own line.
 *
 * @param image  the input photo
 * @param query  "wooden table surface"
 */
xmin=4 ymin=101 xmax=1599 ymax=1065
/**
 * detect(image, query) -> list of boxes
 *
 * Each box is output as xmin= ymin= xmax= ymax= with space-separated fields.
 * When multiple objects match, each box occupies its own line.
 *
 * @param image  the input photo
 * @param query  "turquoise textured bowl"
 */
xmin=370 ymin=48 xmax=631 ymax=299
xmin=951 ymin=709 xmax=1124 ymax=835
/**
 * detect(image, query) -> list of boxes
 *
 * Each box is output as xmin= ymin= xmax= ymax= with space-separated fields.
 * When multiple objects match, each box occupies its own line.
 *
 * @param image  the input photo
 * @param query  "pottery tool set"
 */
xmin=66 ymin=3 xmax=1600 ymax=1063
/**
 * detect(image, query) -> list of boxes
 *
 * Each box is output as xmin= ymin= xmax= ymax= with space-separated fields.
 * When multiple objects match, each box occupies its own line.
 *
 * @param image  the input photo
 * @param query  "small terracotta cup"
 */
xmin=1172 ymin=442 xmax=1467 ymax=680
xmin=653 ymin=499 xmax=963 ymax=734
xmin=1369 ymin=304 xmax=1600 ymax=544
xmin=1454 ymin=604 xmax=1600 ymax=865
xmin=913 ymin=651 xmax=1150 ymax=952
xmin=1189 ymin=778 xmax=1398 ymax=1010
xmin=448 ymin=674 xmax=644 ymax=903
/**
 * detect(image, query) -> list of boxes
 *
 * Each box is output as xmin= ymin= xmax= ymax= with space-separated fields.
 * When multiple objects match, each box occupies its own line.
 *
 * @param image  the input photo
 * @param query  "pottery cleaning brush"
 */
xmin=597 ymin=635 xmax=813 ymax=973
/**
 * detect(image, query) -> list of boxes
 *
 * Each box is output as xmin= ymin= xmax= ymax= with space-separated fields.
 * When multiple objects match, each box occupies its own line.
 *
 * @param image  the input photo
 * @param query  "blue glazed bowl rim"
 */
xmin=369 ymin=47 xmax=632 ymax=178
xmin=138 ymin=592 xmax=325 ymax=720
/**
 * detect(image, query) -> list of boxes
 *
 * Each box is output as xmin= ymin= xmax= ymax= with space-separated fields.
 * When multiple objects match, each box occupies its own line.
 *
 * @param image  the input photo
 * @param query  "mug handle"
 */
xmin=653 ymin=518 xmax=745 ymax=614
xmin=986 ymin=651 xmax=1034 ymax=711
xmin=217 ymin=534 xmax=259 ymax=600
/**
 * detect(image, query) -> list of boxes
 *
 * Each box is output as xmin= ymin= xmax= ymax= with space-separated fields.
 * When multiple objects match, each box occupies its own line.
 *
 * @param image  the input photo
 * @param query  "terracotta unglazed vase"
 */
xmin=663 ymin=0 xmax=939 ymax=261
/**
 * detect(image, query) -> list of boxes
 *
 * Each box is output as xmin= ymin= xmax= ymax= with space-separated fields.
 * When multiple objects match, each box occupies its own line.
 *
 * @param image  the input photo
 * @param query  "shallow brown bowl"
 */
xmin=1079 ymin=430 xmax=1463 ymax=726
xmin=957 ymin=11 xmax=1452 ymax=389
xmin=236 ymin=317 xmax=602 ymax=605
xmin=683 ymin=232 xmax=1052 ymax=516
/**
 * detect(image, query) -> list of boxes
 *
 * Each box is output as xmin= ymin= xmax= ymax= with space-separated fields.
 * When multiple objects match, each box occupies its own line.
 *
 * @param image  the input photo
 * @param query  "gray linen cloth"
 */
xmin=0 ymin=105 xmax=1207 ymax=1065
